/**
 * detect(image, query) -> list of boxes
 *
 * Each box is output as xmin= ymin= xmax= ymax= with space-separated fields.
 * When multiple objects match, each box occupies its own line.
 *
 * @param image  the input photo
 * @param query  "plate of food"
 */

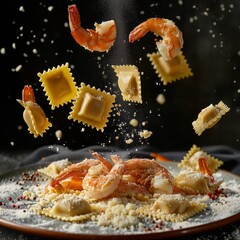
xmin=0 ymin=148 xmax=239 ymax=240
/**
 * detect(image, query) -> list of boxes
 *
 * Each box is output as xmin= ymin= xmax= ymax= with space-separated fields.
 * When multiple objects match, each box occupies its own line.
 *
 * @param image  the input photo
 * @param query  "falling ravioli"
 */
xmin=17 ymin=85 xmax=52 ymax=138
xmin=147 ymin=51 xmax=193 ymax=85
xmin=68 ymin=83 xmax=116 ymax=132
xmin=38 ymin=63 xmax=77 ymax=110
xmin=192 ymin=101 xmax=230 ymax=136
xmin=112 ymin=65 xmax=142 ymax=103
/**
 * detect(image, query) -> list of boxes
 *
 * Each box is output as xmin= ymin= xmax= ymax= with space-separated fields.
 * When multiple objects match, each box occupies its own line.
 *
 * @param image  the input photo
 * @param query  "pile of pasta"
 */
xmin=30 ymin=144 xmax=224 ymax=229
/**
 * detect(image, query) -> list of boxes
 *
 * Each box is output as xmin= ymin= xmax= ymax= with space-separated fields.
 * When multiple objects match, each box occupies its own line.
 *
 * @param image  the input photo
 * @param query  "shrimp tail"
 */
xmin=22 ymin=85 xmax=36 ymax=103
xmin=68 ymin=5 xmax=81 ymax=32
xmin=129 ymin=22 xmax=149 ymax=43
xmin=198 ymin=157 xmax=214 ymax=183
xmin=150 ymin=152 xmax=173 ymax=162
xmin=89 ymin=150 xmax=113 ymax=171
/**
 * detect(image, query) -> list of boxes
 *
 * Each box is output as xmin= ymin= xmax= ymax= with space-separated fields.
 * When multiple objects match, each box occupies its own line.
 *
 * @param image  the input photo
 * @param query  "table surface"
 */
xmin=0 ymin=148 xmax=239 ymax=240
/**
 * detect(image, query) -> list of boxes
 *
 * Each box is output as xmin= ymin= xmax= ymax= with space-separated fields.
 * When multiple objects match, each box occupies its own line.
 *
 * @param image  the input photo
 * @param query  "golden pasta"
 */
xmin=192 ymin=101 xmax=230 ymax=136
xmin=68 ymin=83 xmax=116 ymax=132
xmin=178 ymin=144 xmax=223 ymax=172
xmin=112 ymin=65 xmax=142 ymax=103
xmin=147 ymin=51 xmax=193 ymax=85
xmin=38 ymin=63 xmax=77 ymax=110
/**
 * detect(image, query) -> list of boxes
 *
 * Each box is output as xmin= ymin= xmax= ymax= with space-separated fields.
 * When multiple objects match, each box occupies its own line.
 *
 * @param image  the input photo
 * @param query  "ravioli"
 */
xmin=147 ymin=51 xmax=193 ymax=85
xmin=38 ymin=63 xmax=77 ymax=110
xmin=112 ymin=65 xmax=142 ymax=103
xmin=68 ymin=83 xmax=116 ymax=131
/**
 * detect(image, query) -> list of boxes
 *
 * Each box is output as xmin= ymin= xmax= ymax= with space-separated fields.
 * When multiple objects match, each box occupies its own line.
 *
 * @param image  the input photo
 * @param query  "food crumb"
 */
xmin=129 ymin=119 xmax=139 ymax=127
xmin=139 ymin=130 xmax=152 ymax=139
xmin=15 ymin=65 xmax=22 ymax=72
xmin=0 ymin=48 xmax=6 ymax=54
xmin=156 ymin=94 xmax=166 ymax=105
xmin=19 ymin=6 xmax=25 ymax=12
xmin=55 ymin=130 xmax=63 ymax=140
xmin=125 ymin=139 xmax=133 ymax=144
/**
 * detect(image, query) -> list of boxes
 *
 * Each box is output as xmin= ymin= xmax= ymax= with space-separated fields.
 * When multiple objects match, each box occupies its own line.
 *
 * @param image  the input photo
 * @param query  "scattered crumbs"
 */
xmin=156 ymin=93 xmax=166 ymax=105
xmin=139 ymin=130 xmax=153 ymax=139
xmin=0 ymin=48 xmax=5 ymax=54
xmin=178 ymin=0 xmax=183 ymax=6
xmin=129 ymin=119 xmax=139 ymax=127
xmin=55 ymin=130 xmax=63 ymax=141
xmin=47 ymin=6 xmax=54 ymax=12
xmin=32 ymin=49 xmax=38 ymax=54
xmin=19 ymin=6 xmax=25 ymax=12
xmin=125 ymin=139 xmax=133 ymax=144
xmin=15 ymin=65 xmax=22 ymax=72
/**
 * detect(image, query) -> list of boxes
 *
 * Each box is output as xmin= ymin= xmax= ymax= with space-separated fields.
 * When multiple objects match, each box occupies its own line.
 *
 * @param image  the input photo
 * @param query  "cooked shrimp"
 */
xmin=111 ymin=180 xmax=150 ymax=199
xmin=82 ymin=160 xmax=125 ymax=200
xmin=68 ymin=4 xmax=117 ymax=52
xmin=129 ymin=18 xmax=183 ymax=60
xmin=17 ymin=85 xmax=52 ymax=138
xmin=150 ymin=152 xmax=173 ymax=162
xmin=47 ymin=159 xmax=99 ymax=192
xmin=112 ymin=157 xmax=175 ymax=194
xmin=198 ymin=157 xmax=214 ymax=183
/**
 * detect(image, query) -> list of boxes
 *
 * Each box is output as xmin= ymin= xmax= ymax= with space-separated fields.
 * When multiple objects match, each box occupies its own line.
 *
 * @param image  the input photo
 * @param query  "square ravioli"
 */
xmin=38 ymin=63 xmax=77 ymax=110
xmin=147 ymin=51 xmax=193 ymax=85
xmin=68 ymin=83 xmax=115 ymax=131
xmin=178 ymin=144 xmax=223 ymax=172
xmin=112 ymin=65 xmax=142 ymax=103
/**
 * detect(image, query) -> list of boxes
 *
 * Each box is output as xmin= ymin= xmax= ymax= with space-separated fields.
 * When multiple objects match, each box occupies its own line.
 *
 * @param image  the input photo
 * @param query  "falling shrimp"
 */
xmin=68 ymin=4 xmax=117 ymax=52
xmin=17 ymin=85 xmax=52 ymax=138
xmin=129 ymin=18 xmax=183 ymax=60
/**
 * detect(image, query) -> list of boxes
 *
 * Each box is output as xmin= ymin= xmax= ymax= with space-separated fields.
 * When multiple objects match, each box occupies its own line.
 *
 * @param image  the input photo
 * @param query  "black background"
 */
xmin=1 ymin=0 xmax=240 ymax=152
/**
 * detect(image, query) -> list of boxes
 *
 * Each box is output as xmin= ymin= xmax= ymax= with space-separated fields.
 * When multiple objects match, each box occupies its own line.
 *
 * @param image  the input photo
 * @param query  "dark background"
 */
xmin=1 ymin=0 xmax=240 ymax=152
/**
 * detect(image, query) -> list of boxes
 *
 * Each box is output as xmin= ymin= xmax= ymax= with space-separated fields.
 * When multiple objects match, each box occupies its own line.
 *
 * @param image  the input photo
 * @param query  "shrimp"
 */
xmin=150 ymin=152 xmax=173 ymax=162
xmin=68 ymin=4 xmax=117 ymax=52
xmin=129 ymin=18 xmax=183 ymax=60
xmin=198 ymin=157 xmax=214 ymax=183
xmin=47 ymin=159 xmax=99 ymax=192
xmin=111 ymin=156 xmax=175 ymax=194
xmin=17 ymin=85 xmax=52 ymax=138
xmin=82 ymin=161 xmax=125 ymax=200
xmin=175 ymin=157 xmax=221 ymax=195
xmin=111 ymin=180 xmax=150 ymax=200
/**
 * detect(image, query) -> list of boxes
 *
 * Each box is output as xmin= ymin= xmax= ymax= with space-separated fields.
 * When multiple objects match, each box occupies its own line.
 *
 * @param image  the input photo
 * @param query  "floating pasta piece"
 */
xmin=112 ymin=65 xmax=142 ymax=103
xmin=137 ymin=194 xmax=207 ymax=222
xmin=37 ymin=159 xmax=72 ymax=178
xmin=17 ymin=85 xmax=52 ymax=138
xmin=32 ymin=194 xmax=94 ymax=223
xmin=192 ymin=101 xmax=230 ymax=136
xmin=175 ymin=170 xmax=222 ymax=195
xmin=68 ymin=83 xmax=116 ymax=131
xmin=147 ymin=51 xmax=193 ymax=85
xmin=178 ymin=144 xmax=223 ymax=172
xmin=38 ymin=63 xmax=77 ymax=110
